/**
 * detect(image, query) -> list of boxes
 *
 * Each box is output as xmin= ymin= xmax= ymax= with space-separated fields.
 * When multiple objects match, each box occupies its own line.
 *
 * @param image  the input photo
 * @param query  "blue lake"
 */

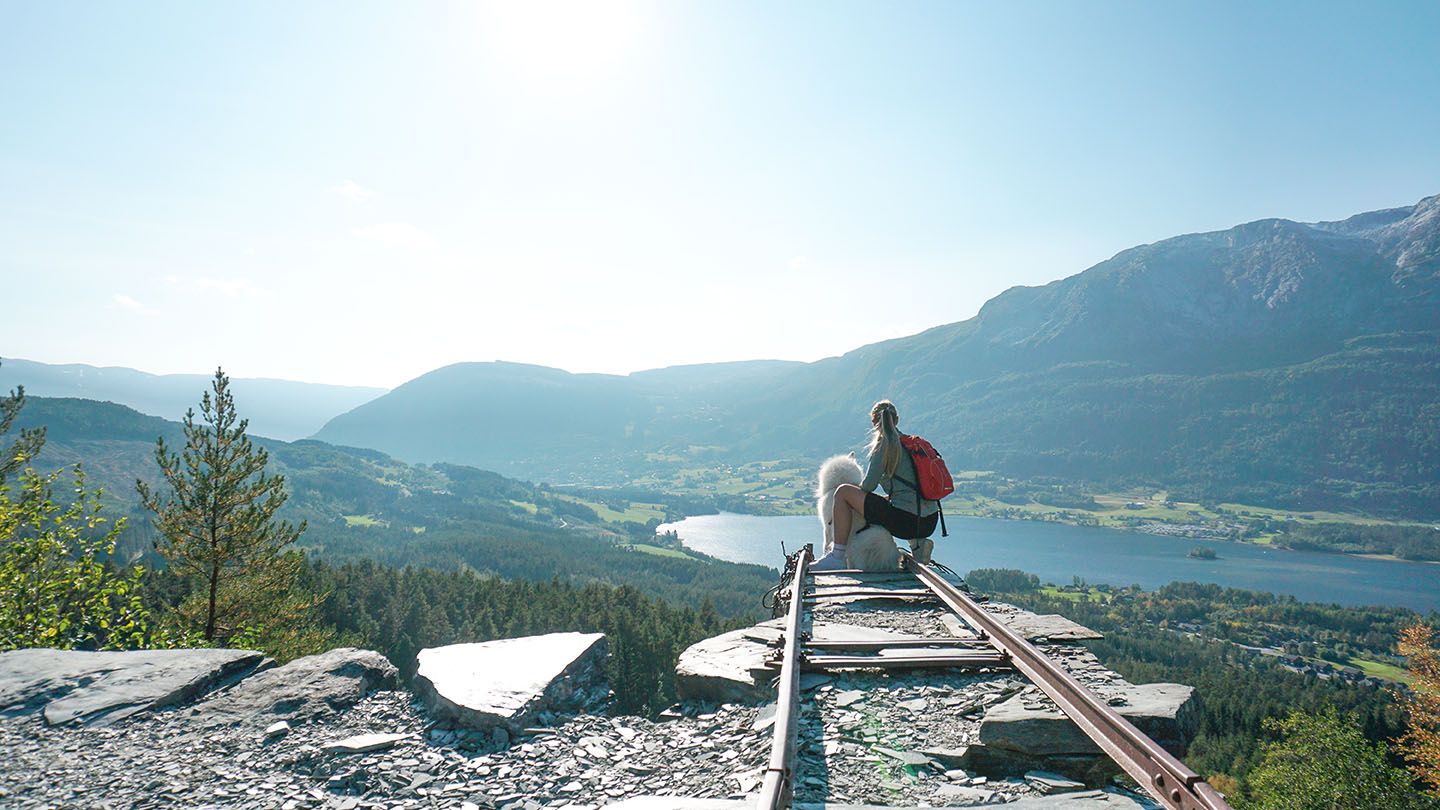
xmin=657 ymin=513 xmax=1440 ymax=614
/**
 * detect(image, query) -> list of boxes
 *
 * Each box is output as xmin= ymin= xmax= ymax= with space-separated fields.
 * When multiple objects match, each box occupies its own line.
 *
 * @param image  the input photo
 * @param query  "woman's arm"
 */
xmin=861 ymin=453 xmax=882 ymax=493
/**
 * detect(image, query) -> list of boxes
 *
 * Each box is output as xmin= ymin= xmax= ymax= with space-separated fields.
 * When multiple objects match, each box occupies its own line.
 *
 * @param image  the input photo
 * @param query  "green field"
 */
xmin=1347 ymin=656 xmax=1413 ymax=686
xmin=557 ymin=494 xmax=668 ymax=525
xmin=619 ymin=543 xmax=698 ymax=560
xmin=948 ymin=485 xmax=1416 ymax=538
xmin=343 ymin=514 xmax=384 ymax=527
xmin=1039 ymin=586 xmax=1111 ymax=603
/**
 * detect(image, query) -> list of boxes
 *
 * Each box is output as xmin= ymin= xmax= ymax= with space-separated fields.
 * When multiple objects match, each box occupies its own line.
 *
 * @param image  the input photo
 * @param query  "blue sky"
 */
xmin=3 ymin=1 xmax=1437 ymax=388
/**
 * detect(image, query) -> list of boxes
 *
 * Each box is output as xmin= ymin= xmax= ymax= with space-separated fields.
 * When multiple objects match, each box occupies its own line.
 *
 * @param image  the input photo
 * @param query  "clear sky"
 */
xmin=3 ymin=1 xmax=1437 ymax=388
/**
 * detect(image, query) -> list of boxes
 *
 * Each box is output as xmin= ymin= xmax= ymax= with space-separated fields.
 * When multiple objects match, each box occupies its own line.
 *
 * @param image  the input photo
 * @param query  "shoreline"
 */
xmin=664 ymin=504 xmax=1440 ymax=570
xmin=941 ymin=505 xmax=1440 ymax=567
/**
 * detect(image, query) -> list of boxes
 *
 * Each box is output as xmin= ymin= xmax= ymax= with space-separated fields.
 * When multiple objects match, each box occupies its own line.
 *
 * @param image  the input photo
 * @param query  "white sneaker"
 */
xmin=811 ymin=547 xmax=848 ymax=571
xmin=909 ymin=537 xmax=934 ymax=565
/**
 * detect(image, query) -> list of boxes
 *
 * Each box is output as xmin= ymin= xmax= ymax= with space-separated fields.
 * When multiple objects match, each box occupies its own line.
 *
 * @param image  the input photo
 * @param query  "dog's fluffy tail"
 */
xmin=816 ymin=454 xmax=863 ymax=500
xmin=817 ymin=454 xmax=863 ymax=550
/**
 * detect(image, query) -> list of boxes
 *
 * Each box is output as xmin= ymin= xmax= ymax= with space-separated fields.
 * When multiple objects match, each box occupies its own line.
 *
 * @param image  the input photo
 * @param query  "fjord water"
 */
xmin=657 ymin=513 xmax=1440 ymax=613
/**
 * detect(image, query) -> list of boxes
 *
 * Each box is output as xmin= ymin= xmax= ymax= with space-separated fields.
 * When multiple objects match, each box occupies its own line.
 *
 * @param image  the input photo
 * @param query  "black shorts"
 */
xmin=863 ymin=492 xmax=938 ymax=540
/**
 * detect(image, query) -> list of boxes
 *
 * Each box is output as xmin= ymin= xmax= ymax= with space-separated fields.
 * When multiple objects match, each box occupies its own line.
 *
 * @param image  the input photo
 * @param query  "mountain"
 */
xmin=312 ymin=194 xmax=1440 ymax=519
xmin=0 ymin=359 xmax=386 ymax=442
xmin=312 ymin=359 xmax=799 ymax=482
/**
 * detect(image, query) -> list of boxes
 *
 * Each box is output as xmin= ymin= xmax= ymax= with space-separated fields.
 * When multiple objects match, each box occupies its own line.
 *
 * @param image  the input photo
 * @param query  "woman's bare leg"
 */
xmin=815 ymin=484 xmax=868 ymax=571
xmin=831 ymin=484 xmax=867 ymax=549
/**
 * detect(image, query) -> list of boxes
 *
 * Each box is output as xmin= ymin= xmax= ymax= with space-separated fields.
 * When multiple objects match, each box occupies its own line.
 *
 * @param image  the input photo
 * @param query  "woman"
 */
xmin=813 ymin=400 xmax=940 ymax=571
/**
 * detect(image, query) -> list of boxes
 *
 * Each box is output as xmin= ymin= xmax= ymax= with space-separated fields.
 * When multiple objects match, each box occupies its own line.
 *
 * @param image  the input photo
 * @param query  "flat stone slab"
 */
xmin=415 ymin=632 xmax=608 ymax=731
xmin=677 ymin=620 xmax=929 ymax=704
xmin=1000 ymin=610 xmax=1104 ymax=641
xmin=607 ymin=793 xmax=1154 ymax=809
xmin=1005 ymin=790 xmax=1157 ymax=808
xmin=192 ymin=647 xmax=398 ymax=727
xmin=676 ymin=624 xmax=779 ymax=703
xmin=981 ymin=682 xmax=1196 ymax=756
xmin=1027 ymin=769 xmax=1088 ymax=793
xmin=0 ymin=648 xmax=268 ymax=726
xmin=949 ymin=603 xmax=1102 ymax=641
xmin=320 ymin=731 xmax=414 ymax=754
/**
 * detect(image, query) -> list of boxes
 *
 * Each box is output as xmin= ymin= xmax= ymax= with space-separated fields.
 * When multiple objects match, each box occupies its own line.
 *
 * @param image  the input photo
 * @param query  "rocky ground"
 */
xmin=0 ymin=572 xmax=1181 ymax=809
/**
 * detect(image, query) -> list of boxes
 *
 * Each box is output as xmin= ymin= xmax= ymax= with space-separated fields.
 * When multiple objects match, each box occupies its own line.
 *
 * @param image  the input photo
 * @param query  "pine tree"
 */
xmin=136 ymin=368 xmax=321 ymax=654
xmin=0 ymin=360 xmax=47 ymax=484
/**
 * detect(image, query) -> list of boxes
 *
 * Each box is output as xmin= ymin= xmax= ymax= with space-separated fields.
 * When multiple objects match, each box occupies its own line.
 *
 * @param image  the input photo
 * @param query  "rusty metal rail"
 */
xmin=755 ymin=546 xmax=810 ymax=810
xmin=905 ymin=555 xmax=1234 ymax=810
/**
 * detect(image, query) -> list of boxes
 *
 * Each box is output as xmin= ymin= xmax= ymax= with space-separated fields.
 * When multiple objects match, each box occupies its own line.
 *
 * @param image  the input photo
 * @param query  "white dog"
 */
xmin=816 ymin=454 xmax=900 ymax=571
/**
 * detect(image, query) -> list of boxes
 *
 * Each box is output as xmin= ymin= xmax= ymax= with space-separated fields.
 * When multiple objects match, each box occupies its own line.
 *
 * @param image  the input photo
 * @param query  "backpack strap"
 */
xmin=893 ymin=464 xmax=945 ymax=537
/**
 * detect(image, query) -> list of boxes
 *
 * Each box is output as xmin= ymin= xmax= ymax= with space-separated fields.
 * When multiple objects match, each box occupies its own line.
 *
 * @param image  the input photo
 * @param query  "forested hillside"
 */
xmin=312 ymin=195 xmax=1440 ymax=519
xmin=13 ymin=396 xmax=778 ymax=619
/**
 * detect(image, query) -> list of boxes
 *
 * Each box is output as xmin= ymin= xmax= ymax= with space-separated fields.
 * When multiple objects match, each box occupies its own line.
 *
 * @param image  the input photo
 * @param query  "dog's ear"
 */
xmin=848 ymin=451 xmax=856 ymax=459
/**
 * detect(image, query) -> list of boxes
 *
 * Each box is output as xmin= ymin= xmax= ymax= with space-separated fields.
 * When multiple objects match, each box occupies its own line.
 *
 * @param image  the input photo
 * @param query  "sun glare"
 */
xmin=479 ymin=0 xmax=648 ymax=91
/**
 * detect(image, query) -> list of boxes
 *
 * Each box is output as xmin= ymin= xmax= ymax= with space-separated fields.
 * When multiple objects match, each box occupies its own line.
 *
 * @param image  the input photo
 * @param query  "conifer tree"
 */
xmin=0 ymin=360 xmax=47 ymax=484
xmin=137 ymin=368 xmax=318 ymax=652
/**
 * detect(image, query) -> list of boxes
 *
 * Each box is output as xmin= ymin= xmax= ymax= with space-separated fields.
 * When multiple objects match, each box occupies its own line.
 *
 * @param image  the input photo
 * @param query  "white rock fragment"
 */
xmin=415 ymin=632 xmax=609 ymax=732
xmin=320 ymin=732 xmax=413 ymax=754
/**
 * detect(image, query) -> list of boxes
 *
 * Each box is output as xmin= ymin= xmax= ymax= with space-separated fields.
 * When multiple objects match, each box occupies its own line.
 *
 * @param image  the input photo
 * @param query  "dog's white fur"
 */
xmin=816 ymin=454 xmax=900 ymax=571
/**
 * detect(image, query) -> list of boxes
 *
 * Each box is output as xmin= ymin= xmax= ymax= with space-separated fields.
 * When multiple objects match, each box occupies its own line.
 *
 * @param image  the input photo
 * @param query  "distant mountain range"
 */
xmin=0 ymin=360 xmax=385 ymax=441
xmin=310 ymin=194 xmax=1440 ymax=518
xmin=8 ymin=194 xmax=1438 ymax=519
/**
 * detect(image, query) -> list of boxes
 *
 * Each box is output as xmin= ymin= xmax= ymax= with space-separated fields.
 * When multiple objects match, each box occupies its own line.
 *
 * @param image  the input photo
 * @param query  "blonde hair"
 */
xmin=868 ymin=400 xmax=903 ymax=478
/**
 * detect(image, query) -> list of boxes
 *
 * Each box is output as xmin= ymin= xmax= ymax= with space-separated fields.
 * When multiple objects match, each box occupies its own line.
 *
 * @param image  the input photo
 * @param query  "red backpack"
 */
xmin=899 ymin=434 xmax=954 ymax=500
xmin=894 ymin=433 xmax=954 ymax=537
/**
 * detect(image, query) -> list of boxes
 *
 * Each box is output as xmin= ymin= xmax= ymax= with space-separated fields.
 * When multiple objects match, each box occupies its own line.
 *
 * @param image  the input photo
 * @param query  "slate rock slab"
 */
xmin=321 ymin=731 xmax=415 ymax=754
xmin=415 ymin=632 xmax=608 ymax=732
xmin=610 ymin=799 xmax=1151 ymax=810
xmin=192 ymin=647 xmax=397 ymax=727
xmin=675 ymin=623 xmax=781 ymax=704
xmin=677 ymin=619 xmax=927 ymax=704
xmin=0 ymin=647 xmax=268 ymax=726
xmin=980 ymin=682 xmax=1197 ymax=757
xmin=1004 ymin=789 xmax=1157 ymax=808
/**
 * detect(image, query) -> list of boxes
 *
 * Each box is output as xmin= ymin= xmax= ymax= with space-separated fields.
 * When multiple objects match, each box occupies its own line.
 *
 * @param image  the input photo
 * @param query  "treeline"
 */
xmin=1276 ymin=522 xmax=1440 ymax=562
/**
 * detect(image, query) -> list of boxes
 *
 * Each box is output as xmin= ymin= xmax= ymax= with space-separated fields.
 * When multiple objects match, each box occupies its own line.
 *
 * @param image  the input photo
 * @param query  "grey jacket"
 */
xmin=861 ymin=447 xmax=940 ymax=517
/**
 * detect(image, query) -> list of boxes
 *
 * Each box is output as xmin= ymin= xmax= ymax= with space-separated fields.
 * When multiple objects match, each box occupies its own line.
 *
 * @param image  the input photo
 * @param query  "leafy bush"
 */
xmin=0 ymin=466 xmax=187 ymax=651
xmin=1242 ymin=709 xmax=1433 ymax=809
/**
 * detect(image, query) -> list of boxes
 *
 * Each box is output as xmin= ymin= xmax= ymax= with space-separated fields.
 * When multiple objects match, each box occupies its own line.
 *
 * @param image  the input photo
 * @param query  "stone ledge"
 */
xmin=0 ymin=648 xmax=270 ymax=726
